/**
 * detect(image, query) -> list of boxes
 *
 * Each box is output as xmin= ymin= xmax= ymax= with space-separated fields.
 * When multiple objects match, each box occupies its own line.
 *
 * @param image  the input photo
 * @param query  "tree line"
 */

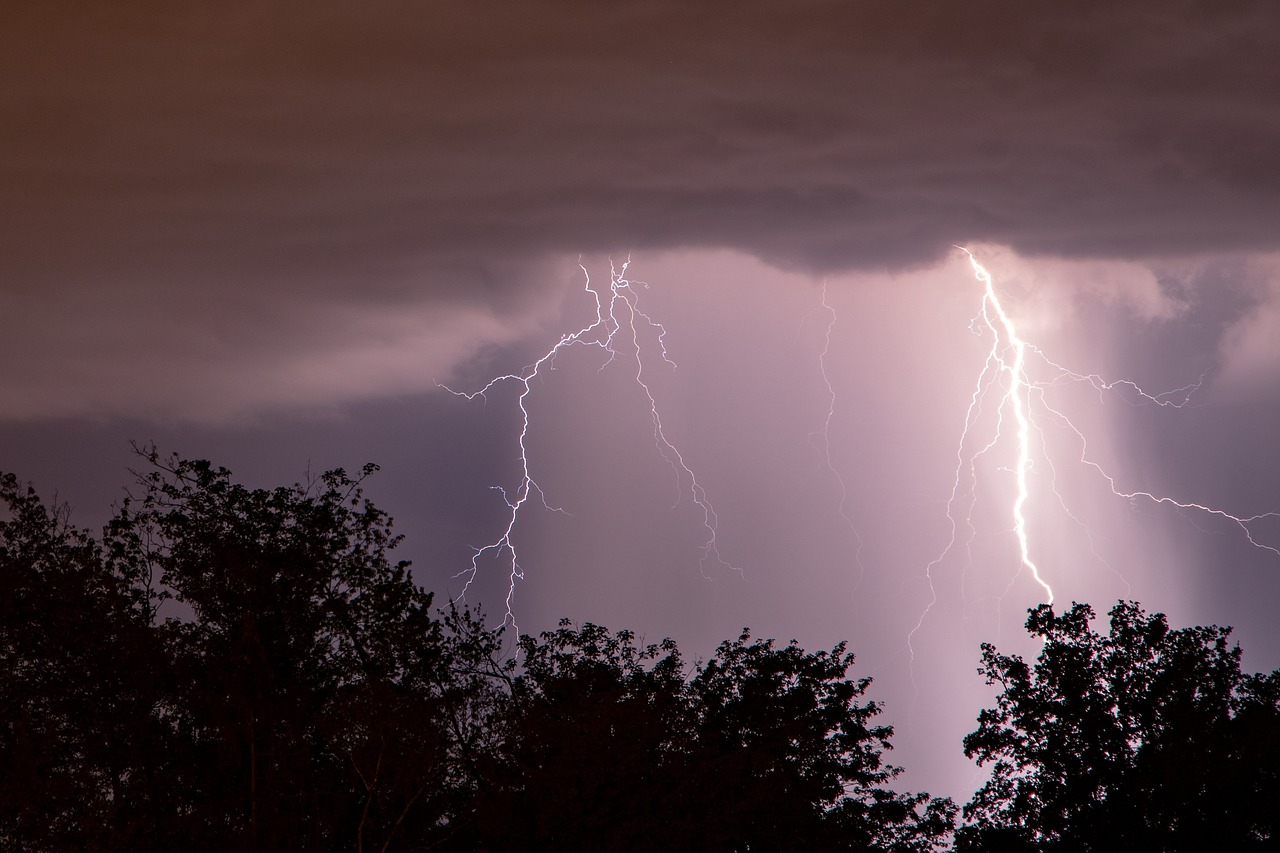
xmin=2 ymin=452 xmax=1277 ymax=851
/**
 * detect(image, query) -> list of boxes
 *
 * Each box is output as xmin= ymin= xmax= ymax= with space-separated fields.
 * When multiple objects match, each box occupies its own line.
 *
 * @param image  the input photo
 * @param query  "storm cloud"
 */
xmin=5 ymin=1 xmax=1280 ymax=417
xmin=4 ymin=1 xmax=1280 ymax=803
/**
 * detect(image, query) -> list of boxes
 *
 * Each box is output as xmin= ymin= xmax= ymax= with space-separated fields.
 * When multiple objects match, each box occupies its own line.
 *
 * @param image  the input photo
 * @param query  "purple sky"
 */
xmin=5 ymin=1 xmax=1280 ymax=800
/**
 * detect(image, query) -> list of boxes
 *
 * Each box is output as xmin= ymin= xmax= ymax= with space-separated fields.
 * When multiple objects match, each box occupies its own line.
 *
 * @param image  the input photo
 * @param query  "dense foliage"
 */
xmin=959 ymin=601 xmax=1280 ymax=852
xmin=4 ymin=455 xmax=1278 ymax=851
xmin=0 ymin=454 xmax=951 ymax=852
xmin=462 ymin=622 xmax=954 ymax=851
xmin=2 ymin=454 xmax=507 ymax=851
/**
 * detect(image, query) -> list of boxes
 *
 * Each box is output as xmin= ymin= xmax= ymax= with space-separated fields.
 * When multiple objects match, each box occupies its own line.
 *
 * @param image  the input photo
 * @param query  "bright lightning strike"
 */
xmin=963 ymin=248 xmax=1054 ymax=603
xmin=442 ymin=260 xmax=739 ymax=630
xmin=913 ymin=247 xmax=1280 ymax=651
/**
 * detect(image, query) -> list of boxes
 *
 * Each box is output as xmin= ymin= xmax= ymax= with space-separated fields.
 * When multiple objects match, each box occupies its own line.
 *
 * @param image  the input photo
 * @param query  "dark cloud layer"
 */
xmin=6 ymin=1 xmax=1280 ymax=418
xmin=7 ymin=0 xmax=1280 ymax=279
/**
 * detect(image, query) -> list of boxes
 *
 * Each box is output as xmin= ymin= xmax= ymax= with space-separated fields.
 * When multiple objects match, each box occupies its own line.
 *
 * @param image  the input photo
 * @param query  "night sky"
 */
xmin=5 ymin=1 xmax=1280 ymax=801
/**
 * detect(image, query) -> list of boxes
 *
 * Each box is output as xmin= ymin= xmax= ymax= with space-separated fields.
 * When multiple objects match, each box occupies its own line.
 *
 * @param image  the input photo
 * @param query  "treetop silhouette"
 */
xmin=3 ymin=452 xmax=1278 ymax=852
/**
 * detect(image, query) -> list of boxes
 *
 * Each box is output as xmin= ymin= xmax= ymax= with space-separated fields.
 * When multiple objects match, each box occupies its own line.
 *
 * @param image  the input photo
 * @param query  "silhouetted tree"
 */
xmin=108 ymin=450 xmax=507 ymax=851
xmin=460 ymin=621 xmax=955 ymax=852
xmin=1 ymin=453 xmax=507 ymax=852
xmin=0 ymin=472 xmax=165 ymax=850
xmin=2 ymin=452 xmax=958 ymax=852
xmin=958 ymin=601 xmax=1280 ymax=853
xmin=687 ymin=630 xmax=954 ymax=852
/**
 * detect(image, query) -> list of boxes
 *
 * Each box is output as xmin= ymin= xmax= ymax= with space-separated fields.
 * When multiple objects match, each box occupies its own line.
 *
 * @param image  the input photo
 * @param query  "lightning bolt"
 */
xmin=808 ymin=281 xmax=865 ymax=593
xmin=911 ymin=248 xmax=1280 ymax=655
xmin=964 ymin=248 xmax=1054 ymax=602
xmin=442 ymin=259 xmax=739 ymax=630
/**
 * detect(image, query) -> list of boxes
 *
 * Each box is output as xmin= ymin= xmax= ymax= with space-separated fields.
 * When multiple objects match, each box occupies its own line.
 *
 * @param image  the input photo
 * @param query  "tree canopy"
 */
xmin=3 ymin=453 xmax=509 ymax=851
xmin=0 ymin=452 xmax=952 ymax=852
xmin=958 ymin=601 xmax=1280 ymax=852
xmin=462 ymin=621 xmax=954 ymax=851
xmin=5 ymin=453 xmax=1280 ymax=851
